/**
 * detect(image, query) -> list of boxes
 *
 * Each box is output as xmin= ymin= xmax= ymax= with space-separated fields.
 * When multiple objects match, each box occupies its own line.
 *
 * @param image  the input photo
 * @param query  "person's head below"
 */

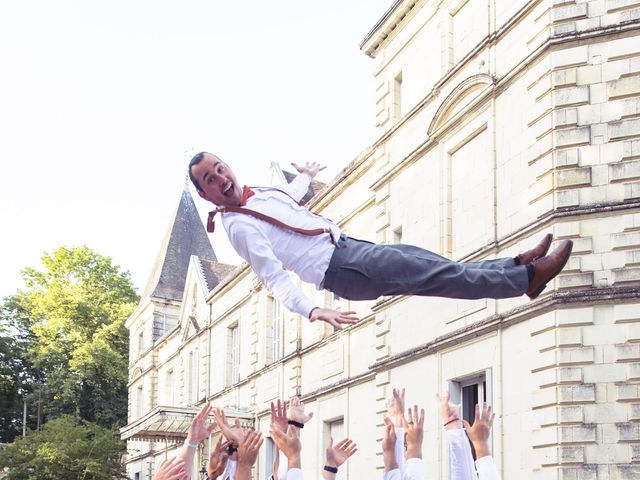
xmin=189 ymin=152 xmax=242 ymax=207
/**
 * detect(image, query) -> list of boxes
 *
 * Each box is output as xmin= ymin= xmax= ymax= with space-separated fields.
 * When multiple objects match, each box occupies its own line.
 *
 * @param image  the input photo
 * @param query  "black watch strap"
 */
xmin=324 ymin=465 xmax=338 ymax=474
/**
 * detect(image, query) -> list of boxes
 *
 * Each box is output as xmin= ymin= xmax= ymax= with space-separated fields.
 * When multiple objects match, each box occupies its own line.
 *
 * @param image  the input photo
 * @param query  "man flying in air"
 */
xmin=189 ymin=152 xmax=572 ymax=330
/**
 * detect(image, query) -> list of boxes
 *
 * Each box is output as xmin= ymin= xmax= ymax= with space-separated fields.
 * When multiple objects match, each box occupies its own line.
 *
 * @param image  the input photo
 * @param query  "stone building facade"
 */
xmin=122 ymin=1 xmax=640 ymax=478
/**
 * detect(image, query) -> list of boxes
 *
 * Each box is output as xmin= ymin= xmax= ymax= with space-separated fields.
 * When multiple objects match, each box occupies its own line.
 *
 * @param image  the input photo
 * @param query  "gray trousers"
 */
xmin=322 ymin=235 xmax=529 ymax=301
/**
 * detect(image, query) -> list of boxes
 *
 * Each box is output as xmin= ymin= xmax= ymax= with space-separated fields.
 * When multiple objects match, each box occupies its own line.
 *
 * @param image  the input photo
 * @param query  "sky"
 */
xmin=0 ymin=0 xmax=393 ymax=298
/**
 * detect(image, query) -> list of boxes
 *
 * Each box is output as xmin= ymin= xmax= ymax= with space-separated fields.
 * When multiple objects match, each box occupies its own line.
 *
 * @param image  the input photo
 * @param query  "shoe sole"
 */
xmin=527 ymin=240 xmax=574 ymax=300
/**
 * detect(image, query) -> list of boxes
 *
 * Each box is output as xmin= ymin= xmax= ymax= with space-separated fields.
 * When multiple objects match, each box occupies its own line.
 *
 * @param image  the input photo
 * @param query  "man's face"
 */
xmin=191 ymin=153 xmax=242 ymax=207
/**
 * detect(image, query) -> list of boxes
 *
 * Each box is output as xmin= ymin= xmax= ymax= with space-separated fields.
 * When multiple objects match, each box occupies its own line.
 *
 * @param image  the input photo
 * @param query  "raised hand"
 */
xmin=238 ymin=430 xmax=264 ymax=468
xmin=463 ymin=404 xmax=495 ymax=459
xmin=309 ymin=307 xmax=359 ymax=330
xmin=387 ymin=388 xmax=406 ymax=427
xmin=270 ymin=399 xmax=289 ymax=433
xmin=326 ymin=437 xmax=358 ymax=468
xmin=436 ymin=391 xmax=461 ymax=429
xmin=207 ymin=435 xmax=230 ymax=479
xmin=187 ymin=403 xmax=217 ymax=446
xmin=288 ymin=396 xmax=314 ymax=425
xmin=381 ymin=417 xmax=398 ymax=472
xmin=291 ymin=161 xmax=326 ymax=179
xmin=270 ymin=425 xmax=302 ymax=468
xmin=212 ymin=408 xmax=244 ymax=444
xmin=155 ymin=456 xmax=186 ymax=480
xmin=402 ymin=405 xmax=425 ymax=459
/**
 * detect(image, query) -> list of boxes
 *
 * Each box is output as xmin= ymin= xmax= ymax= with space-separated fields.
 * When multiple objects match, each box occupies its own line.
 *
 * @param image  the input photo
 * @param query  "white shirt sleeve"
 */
xmin=281 ymin=173 xmax=312 ymax=203
xmin=394 ymin=427 xmax=406 ymax=473
xmin=227 ymin=219 xmax=317 ymax=317
xmin=384 ymin=468 xmax=402 ymax=480
xmin=402 ymin=458 xmax=425 ymax=480
xmin=221 ymin=459 xmax=237 ymax=480
xmin=286 ymin=468 xmax=303 ymax=480
xmin=475 ymin=456 xmax=500 ymax=480
xmin=446 ymin=429 xmax=478 ymax=480
xmin=277 ymin=449 xmax=289 ymax=480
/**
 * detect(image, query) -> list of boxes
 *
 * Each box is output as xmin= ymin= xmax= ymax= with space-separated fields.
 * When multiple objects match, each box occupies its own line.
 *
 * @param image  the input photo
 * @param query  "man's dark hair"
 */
xmin=188 ymin=151 xmax=208 ymax=192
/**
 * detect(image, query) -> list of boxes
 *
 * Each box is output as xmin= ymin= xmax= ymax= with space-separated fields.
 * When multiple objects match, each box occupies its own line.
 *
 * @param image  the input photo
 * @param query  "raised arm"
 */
xmin=283 ymin=162 xmax=325 ymax=201
xmin=464 ymin=404 xmax=500 ymax=480
xmin=436 ymin=392 xmax=477 ymax=480
xmin=382 ymin=417 xmax=401 ymax=480
xmin=236 ymin=430 xmax=264 ymax=480
xmin=322 ymin=437 xmax=358 ymax=480
xmin=402 ymin=405 xmax=426 ymax=480
xmin=387 ymin=388 xmax=406 ymax=472
xmin=154 ymin=457 xmax=186 ymax=480
xmin=270 ymin=425 xmax=303 ymax=480
xmin=179 ymin=403 xmax=217 ymax=480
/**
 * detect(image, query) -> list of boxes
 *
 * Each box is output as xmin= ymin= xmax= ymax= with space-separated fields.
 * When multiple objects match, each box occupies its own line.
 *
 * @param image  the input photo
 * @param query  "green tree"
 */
xmin=0 ymin=415 xmax=127 ymax=480
xmin=0 ymin=296 xmax=38 ymax=442
xmin=17 ymin=246 xmax=138 ymax=427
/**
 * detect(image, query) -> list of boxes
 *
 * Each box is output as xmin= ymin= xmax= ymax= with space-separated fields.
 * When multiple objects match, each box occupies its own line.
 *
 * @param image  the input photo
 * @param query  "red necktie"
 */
xmin=207 ymin=185 xmax=254 ymax=233
xmin=240 ymin=185 xmax=255 ymax=206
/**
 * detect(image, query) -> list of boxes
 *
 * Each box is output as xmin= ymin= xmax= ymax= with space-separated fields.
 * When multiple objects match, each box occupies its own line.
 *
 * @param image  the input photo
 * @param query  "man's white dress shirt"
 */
xmin=446 ymin=428 xmax=500 ymax=480
xmin=222 ymin=173 xmax=340 ymax=318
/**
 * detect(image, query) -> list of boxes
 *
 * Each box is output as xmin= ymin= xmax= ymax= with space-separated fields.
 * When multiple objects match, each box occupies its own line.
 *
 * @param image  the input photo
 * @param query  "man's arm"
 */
xmin=437 ymin=392 xmax=477 ymax=480
xmin=284 ymin=162 xmax=325 ymax=202
xmin=228 ymin=220 xmax=317 ymax=317
xmin=402 ymin=405 xmax=426 ymax=480
xmin=236 ymin=430 xmax=264 ymax=480
xmin=464 ymin=404 xmax=500 ymax=480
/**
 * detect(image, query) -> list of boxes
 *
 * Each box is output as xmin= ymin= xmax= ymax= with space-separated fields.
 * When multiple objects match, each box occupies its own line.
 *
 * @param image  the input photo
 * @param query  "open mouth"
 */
xmin=223 ymin=182 xmax=233 ymax=197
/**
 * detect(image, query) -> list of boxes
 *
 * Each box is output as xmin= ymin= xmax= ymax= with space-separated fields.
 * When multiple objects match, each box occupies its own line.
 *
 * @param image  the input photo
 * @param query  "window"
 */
xmin=393 ymin=72 xmax=403 ymax=121
xmin=448 ymin=370 xmax=492 ymax=426
xmin=137 ymin=332 xmax=144 ymax=357
xmin=393 ymin=226 xmax=403 ymax=244
xmin=264 ymin=437 xmax=276 ymax=479
xmin=136 ymin=385 xmax=143 ymax=419
xmin=188 ymin=351 xmax=199 ymax=404
xmin=326 ymin=419 xmax=345 ymax=479
xmin=450 ymin=0 xmax=489 ymax=66
xmin=228 ymin=325 xmax=240 ymax=385
xmin=134 ymin=473 xmax=140 ymax=480
xmin=272 ymin=298 xmax=283 ymax=362
xmin=165 ymin=369 xmax=174 ymax=405
xmin=331 ymin=292 xmax=346 ymax=313
xmin=448 ymin=126 xmax=492 ymax=258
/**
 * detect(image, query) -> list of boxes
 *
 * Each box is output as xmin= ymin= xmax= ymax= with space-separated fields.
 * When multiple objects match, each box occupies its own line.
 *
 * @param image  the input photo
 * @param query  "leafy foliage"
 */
xmin=0 ymin=415 xmax=127 ymax=480
xmin=16 ymin=246 xmax=138 ymax=427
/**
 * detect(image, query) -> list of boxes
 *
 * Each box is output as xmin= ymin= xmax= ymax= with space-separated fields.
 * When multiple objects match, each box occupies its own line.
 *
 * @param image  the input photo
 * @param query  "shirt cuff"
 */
xmin=404 ymin=458 xmax=426 ymax=479
xmin=475 ymin=455 xmax=500 ymax=479
xmin=383 ymin=468 xmax=401 ymax=480
xmin=286 ymin=467 xmax=303 ymax=480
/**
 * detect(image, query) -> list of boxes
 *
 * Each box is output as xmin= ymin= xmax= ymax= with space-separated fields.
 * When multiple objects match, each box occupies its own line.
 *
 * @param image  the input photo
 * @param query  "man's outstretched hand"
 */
xmin=309 ymin=307 xmax=359 ymax=330
xmin=291 ymin=162 xmax=326 ymax=179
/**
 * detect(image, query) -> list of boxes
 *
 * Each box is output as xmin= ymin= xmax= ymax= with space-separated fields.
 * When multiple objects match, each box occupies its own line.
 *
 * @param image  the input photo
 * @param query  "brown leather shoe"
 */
xmin=517 ymin=233 xmax=553 ymax=265
xmin=527 ymin=239 xmax=573 ymax=299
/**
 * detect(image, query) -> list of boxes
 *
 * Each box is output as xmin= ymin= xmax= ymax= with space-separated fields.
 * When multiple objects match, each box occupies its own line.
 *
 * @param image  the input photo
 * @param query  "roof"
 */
xmin=199 ymin=259 xmax=236 ymax=292
xmin=282 ymin=170 xmax=326 ymax=205
xmin=141 ymin=183 xmax=217 ymax=302
xmin=359 ymin=0 xmax=417 ymax=58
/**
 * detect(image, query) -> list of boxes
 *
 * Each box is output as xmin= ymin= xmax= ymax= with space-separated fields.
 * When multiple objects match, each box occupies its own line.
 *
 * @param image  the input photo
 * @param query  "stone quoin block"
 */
xmin=610 ymin=159 xmax=640 ymax=183
xmin=609 ymin=118 xmax=640 ymax=142
xmin=556 ymin=167 xmax=592 ymax=188
xmin=552 ymin=3 xmax=589 ymax=23
xmin=608 ymin=76 xmax=640 ymax=100
xmin=554 ymin=86 xmax=590 ymax=107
